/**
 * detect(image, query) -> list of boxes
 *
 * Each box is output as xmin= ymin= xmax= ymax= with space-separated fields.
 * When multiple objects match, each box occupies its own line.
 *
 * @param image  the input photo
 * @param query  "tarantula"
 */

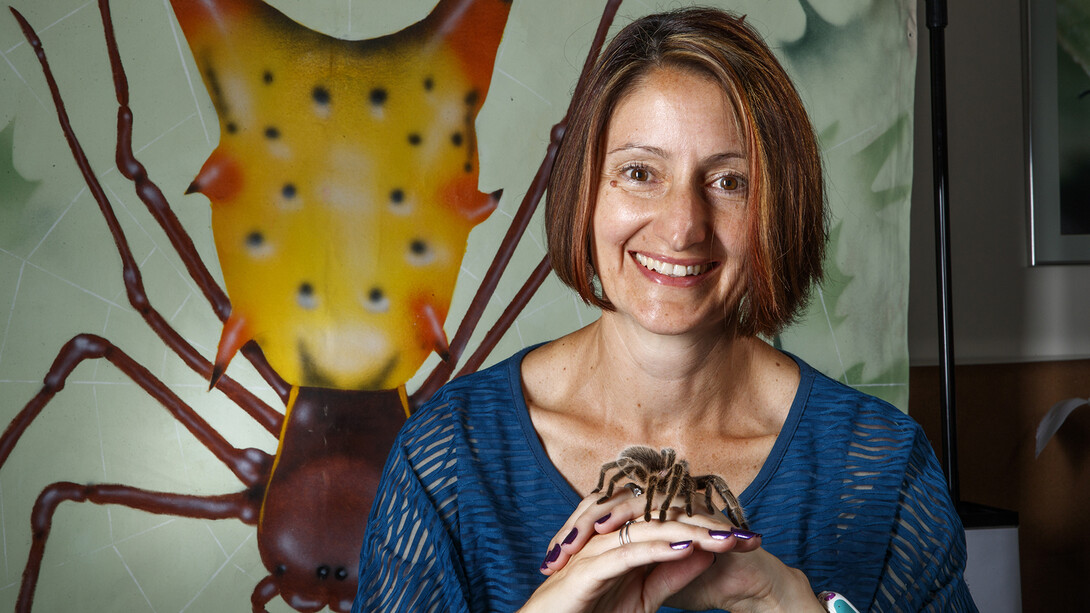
xmin=594 ymin=446 xmax=749 ymax=530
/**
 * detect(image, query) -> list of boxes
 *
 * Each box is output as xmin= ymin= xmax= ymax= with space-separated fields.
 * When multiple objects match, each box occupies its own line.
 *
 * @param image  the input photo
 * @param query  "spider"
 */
xmin=1 ymin=0 xmax=623 ymax=611
xmin=594 ymin=446 xmax=749 ymax=530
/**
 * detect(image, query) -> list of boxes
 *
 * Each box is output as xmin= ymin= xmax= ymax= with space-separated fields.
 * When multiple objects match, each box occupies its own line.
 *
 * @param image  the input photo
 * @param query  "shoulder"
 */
xmin=389 ymin=346 xmax=534 ymax=476
xmin=794 ymin=356 xmax=921 ymax=443
xmin=402 ymin=349 xmax=527 ymax=434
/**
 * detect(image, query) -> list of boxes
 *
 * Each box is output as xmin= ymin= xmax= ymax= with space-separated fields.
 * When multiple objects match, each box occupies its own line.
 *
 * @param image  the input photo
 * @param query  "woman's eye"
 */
xmin=717 ymin=175 xmax=743 ymax=191
xmin=624 ymin=166 xmax=651 ymax=182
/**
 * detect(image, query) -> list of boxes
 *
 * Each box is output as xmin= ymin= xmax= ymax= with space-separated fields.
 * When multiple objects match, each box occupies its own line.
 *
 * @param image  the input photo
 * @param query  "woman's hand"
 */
xmin=532 ymin=488 xmax=822 ymax=613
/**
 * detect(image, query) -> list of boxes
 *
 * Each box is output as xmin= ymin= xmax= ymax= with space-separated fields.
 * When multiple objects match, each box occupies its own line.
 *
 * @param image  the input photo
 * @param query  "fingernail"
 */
xmin=595 ymin=513 xmax=612 ymax=524
xmin=670 ymin=540 xmax=692 ymax=550
xmin=563 ymin=528 xmax=579 ymax=545
xmin=709 ymin=529 xmax=733 ymax=540
xmin=544 ymin=544 xmax=560 ymax=564
xmin=730 ymin=528 xmax=760 ymax=540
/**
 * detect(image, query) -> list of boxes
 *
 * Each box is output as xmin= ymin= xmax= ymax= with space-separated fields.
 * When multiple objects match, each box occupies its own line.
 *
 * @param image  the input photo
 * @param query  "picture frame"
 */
xmin=1024 ymin=0 xmax=1090 ymax=265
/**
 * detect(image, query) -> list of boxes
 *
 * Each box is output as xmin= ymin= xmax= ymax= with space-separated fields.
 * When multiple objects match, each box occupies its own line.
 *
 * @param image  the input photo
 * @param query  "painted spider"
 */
xmin=594 ymin=446 xmax=749 ymax=530
xmin=0 ymin=0 xmax=622 ymax=611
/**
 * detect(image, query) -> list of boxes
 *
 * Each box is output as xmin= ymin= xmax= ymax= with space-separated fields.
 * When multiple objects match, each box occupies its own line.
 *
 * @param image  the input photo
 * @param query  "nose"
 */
xmin=655 ymin=181 xmax=709 ymax=251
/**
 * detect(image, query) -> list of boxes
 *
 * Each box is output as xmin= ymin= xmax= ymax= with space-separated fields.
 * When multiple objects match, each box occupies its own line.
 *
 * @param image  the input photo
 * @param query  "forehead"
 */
xmin=604 ymin=67 xmax=745 ymax=153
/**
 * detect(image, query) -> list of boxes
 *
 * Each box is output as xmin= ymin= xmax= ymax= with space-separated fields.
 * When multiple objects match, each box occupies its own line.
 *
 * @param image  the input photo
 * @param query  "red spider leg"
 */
xmin=17 ymin=482 xmax=260 ymax=613
xmin=455 ymin=255 xmax=551 ymax=378
xmin=252 ymin=576 xmax=279 ymax=613
xmin=0 ymin=334 xmax=274 ymax=485
xmin=95 ymin=0 xmax=291 ymax=404
xmin=9 ymin=7 xmax=283 ymax=435
xmin=412 ymin=0 xmax=623 ymax=406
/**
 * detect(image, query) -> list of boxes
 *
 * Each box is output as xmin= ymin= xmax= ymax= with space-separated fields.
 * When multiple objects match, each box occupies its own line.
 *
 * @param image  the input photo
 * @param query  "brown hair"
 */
xmin=545 ymin=7 xmax=827 ymax=337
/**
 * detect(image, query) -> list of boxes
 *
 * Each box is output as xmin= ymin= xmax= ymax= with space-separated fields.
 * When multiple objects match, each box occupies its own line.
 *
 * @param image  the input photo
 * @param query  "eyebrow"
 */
xmin=605 ymin=144 xmax=747 ymax=163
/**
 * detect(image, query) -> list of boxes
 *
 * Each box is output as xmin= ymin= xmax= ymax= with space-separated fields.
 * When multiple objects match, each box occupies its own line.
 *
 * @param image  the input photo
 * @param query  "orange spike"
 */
xmin=188 ymin=149 xmax=242 ymax=201
xmin=414 ymin=298 xmax=451 ymax=362
xmin=442 ymin=173 xmax=499 ymax=224
xmin=211 ymin=311 xmax=251 ymax=388
xmin=169 ymin=0 xmax=260 ymax=39
xmin=425 ymin=0 xmax=513 ymax=93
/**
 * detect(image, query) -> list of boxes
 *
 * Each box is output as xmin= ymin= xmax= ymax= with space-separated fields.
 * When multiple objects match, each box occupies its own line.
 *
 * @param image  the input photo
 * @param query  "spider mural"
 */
xmin=594 ymin=445 xmax=749 ymax=530
xmin=0 ymin=0 xmax=621 ymax=611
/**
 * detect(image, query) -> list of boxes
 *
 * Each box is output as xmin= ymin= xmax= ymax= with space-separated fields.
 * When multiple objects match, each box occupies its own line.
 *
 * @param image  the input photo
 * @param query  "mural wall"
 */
xmin=0 ymin=0 xmax=917 ymax=610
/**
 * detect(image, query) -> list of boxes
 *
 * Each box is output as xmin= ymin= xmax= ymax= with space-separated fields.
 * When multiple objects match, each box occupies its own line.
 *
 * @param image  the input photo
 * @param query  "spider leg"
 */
xmin=594 ymin=460 xmax=622 ymax=493
xmin=252 ymin=575 xmax=278 ymax=613
xmin=0 ymin=334 xmax=274 ymax=487
xmin=411 ymin=0 xmax=624 ymax=406
xmin=17 ymin=481 xmax=259 ymax=613
xmin=699 ymin=475 xmax=749 ymax=530
xmin=9 ymin=6 xmax=290 ymax=422
xmin=654 ymin=464 xmax=680 ymax=517
xmin=97 ymin=0 xmax=292 ymax=403
xmin=643 ymin=474 xmax=660 ymax=522
xmin=599 ymin=466 xmax=636 ymax=503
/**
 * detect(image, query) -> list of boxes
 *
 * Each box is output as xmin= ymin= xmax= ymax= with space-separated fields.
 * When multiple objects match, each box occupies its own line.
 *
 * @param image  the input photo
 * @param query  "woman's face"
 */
xmin=592 ymin=67 xmax=750 ymax=337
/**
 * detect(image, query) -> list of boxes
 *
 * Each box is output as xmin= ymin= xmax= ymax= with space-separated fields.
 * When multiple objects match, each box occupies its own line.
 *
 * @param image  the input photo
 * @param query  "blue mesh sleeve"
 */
xmin=871 ymin=428 xmax=977 ymax=612
xmin=352 ymin=405 xmax=470 ymax=613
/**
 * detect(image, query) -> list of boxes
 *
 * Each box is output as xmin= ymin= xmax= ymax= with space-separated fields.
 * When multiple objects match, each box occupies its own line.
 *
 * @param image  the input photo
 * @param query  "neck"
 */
xmin=578 ymin=314 xmax=764 ymax=438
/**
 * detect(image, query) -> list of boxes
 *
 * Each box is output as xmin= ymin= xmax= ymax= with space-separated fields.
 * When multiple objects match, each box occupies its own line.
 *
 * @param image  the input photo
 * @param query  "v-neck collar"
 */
xmin=504 ymin=343 xmax=816 ymax=510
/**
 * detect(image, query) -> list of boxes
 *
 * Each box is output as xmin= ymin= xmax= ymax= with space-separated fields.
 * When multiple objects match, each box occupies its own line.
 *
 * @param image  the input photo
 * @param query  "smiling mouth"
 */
xmin=634 ymin=252 xmax=718 ymax=278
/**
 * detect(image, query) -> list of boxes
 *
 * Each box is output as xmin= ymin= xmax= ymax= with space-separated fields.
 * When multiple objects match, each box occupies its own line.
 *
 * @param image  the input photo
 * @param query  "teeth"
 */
xmin=635 ymin=253 xmax=706 ymax=277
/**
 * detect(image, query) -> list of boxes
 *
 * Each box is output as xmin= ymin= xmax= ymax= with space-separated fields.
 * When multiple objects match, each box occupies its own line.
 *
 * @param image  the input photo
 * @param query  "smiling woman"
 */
xmin=354 ymin=7 xmax=976 ymax=613
xmin=591 ymin=68 xmax=750 ymax=338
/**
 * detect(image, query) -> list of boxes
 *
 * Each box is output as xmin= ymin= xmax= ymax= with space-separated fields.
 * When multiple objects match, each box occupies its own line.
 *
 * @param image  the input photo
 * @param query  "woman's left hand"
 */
xmin=541 ymin=491 xmax=822 ymax=613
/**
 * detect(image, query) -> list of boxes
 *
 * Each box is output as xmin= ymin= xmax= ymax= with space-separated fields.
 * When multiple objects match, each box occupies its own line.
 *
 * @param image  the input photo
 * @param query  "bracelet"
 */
xmin=817 ymin=591 xmax=860 ymax=613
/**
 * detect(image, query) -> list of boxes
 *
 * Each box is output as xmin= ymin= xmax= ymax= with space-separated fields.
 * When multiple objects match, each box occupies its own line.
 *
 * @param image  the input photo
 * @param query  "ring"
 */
xmin=618 ymin=519 xmax=636 ymax=546
xmin=623 ymin=482 xmax=644 ymax=498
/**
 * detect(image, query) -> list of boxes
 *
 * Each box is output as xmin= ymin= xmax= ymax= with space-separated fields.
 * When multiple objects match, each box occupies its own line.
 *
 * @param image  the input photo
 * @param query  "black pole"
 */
xmin=925 ymin=0 xmax=959 ymax=505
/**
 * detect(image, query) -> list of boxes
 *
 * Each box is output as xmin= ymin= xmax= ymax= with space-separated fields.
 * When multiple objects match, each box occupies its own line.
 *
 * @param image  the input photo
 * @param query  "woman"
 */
xmin=354 ymin=7 xmax=976 ymax=612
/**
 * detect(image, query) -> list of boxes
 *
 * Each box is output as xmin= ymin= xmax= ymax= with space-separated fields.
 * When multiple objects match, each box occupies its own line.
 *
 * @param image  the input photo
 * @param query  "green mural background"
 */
xmin=0 ymin=0 xmax=916 ymax=610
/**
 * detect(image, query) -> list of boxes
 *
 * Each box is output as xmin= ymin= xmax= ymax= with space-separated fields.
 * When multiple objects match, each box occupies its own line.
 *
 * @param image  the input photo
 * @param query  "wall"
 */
xmin=909 ymin=0 xmax=1090 ymax=366
xmin=910 ymin=1 xmax=1090 ymax=609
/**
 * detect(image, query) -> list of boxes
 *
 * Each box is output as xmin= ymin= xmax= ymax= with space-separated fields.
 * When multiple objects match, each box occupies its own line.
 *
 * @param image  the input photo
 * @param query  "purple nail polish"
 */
xmin=546 ymin=544 xmax=561 ymax=563
xmin=595 ymin=513 xmax=612 ymax=524
xmin=730 ymin=528 xmax=760 ymax=540
xmin=670 ymin=540 xmax=692 ymax=550
xmin=709 ymin=529 xmax=733 ymax=540
xmin=563 ymin=527 xmax=579 ymax=545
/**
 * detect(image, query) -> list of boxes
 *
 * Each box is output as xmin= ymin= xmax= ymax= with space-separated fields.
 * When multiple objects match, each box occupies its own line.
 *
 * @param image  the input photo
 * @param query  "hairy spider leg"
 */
xmin=656 ymin=462 xmax=688 ymax=521
xmin=597 ymin=461 xmax=649 ymax=503
xmin=593 ymin=460 xmax=623 ymax=493
xmin=642 ymin=473 xmax=662 ymax=522
xmin=18 ymin=482 xmax=260 ymax=613
xmin=696 ymin=474 xmax=749 ymax=530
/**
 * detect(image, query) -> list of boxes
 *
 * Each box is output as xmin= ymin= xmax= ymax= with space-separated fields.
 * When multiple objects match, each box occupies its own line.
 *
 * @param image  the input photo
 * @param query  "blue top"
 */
xmin=353 ymin=346 xmax=977 ymax=612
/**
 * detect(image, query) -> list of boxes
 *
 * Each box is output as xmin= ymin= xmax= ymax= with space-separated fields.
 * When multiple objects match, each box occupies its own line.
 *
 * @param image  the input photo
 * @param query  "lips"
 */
xmin=633 ymin=252 xmax=717 ymax=278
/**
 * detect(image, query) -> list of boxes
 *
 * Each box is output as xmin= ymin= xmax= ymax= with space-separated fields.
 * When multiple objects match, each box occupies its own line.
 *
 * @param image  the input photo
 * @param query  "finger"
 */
xmin=528 ymin=540 xmax=698 ymax=611
xmin=541 ymin=484 xmax=648 ymax=573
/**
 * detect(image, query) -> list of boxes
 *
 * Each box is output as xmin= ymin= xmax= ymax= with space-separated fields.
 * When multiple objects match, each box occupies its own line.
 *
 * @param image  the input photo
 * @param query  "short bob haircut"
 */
xmin=545 ymin=7 xmax=827 ymax=338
